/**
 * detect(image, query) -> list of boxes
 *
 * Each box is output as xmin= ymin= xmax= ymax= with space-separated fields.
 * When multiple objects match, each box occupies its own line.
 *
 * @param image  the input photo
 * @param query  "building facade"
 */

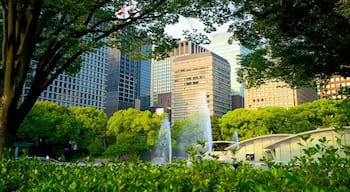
xmin=105 ymin=46 xmax=152 ymax=116
xmin=210 ymin=32 xmax=243 ymax=97
xmin=21 ymin=46 xmax=108 ymax=111
xmin=137 ymin=45 xmax=152 ymax=110
xmin=265 ymin=127 xmax=350 ymax=162
xmin=319 ymin=75 xmax=350 ymax=99
xmin=244 ymin=80 xmax=318 ymax=109
xmin=150 ymin=40 xmax=208 ymax=108
xmin=222 ymin=127 xmax=350 ymax=163
xmin=171 ymin=52 xmax=231 ymax=122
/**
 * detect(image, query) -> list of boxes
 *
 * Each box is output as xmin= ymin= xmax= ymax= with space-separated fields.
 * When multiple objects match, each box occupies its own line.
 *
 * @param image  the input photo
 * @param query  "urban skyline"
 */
xmin=21 ymin=38 xmax=349 ymax=120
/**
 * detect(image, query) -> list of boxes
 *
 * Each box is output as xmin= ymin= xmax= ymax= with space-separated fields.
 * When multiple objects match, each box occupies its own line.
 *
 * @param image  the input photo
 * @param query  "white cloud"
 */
xmin=165 ymin=16 xmax=231 ymax=42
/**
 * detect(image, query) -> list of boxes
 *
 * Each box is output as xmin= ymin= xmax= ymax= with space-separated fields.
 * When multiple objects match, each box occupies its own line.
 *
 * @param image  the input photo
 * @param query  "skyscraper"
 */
xmin=210 ymin=32 xmax=243 ymax=96
xmin=151 ymin=40 xmax=208 ymax=111
xmin=172 ymin=52 xmax=231 ymax=122
xmin=137 ymin=45 xmax=152 ymax=111
xmin=105 ymin=45 xmax=152 ymax=116
xmin=210 ymin=32 xmax=246 ymax=109
xmin=21 ymin=46 xmax=108 ymax=111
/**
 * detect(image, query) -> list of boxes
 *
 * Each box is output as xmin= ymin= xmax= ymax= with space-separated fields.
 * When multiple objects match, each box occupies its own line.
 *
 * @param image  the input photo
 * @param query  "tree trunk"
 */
xmin=0 ymin=0 xmax=43 ymax=158
xmin=0 ymin=119 xmax=16 ymax=158
xmin=0 ymin=97 xmax=18 ymax=157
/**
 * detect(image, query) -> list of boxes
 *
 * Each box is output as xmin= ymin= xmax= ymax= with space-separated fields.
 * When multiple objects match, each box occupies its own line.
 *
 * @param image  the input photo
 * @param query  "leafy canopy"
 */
xmin=219 ymin=99 xmax=347 ymax=140
xmin=106 ymin=108 xmax=163 ymax=156
xmin=230 ymin=0 xmax=350 ymax=88
xmin=0 ymin=0 xmax=232 ymax=155
xmin=17 ymin=101 xmax=79 ymax=146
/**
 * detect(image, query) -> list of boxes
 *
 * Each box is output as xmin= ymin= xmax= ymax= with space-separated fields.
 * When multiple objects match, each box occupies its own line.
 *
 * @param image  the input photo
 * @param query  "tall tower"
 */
xmin=150 ymin=40 xmax=208 ymax=112
xmin=171 ymin=52 xmax=231 ymax=122
xmin=210 ymin=32 xmax=245 ymax=109
xmin=210 ymin=32 xmax=242 ymax=96
xmin=105 ymin=46 xmax=151 ymax=116
xmin=21 ymin=46 xmax=108 ymax=111
xmin=137 ymin=45 xmax=152 ymax=110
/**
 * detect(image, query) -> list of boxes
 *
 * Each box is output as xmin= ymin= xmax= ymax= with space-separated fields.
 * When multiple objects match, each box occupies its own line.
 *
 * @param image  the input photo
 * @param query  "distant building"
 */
xmin=319 ymin=75 xmax=350 ymax=99
xmin=232 ymin=95 xmax=244 ymax=109
xmin=21 ymin=46 xmax=108 ymax=111
xmin=105 ymin=45 xmax=152 ymax=116
xmin=137 ymin=45 xmax=152 ymax=110
xmin=150 ymin=40 xmax=208 ymax=108
xmin=244 ymin=80 xmax=318 ymax=109
xmin=157 ymin=93 xmax=172 ymax=113
xmin=210 ymin=32 xmax=245 ymax=109
xmin=171 ymin=52 xmax=231 ymax=122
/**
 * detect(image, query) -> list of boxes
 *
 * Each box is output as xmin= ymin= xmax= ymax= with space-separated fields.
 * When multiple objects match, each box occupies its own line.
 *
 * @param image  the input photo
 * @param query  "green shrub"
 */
xmin=1 ymin=128 xmax=349 ymax=192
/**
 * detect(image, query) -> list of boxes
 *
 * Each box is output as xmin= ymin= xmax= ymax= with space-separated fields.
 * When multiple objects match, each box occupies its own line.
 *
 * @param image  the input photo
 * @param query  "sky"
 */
xmin=164 ymin=16 xmax=230 ymax=42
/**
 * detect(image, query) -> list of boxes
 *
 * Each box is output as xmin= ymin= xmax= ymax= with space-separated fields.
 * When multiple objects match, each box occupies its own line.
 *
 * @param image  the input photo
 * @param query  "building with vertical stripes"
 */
xmin=21 ymin=46 xmax=108 ymax=111
xmin=105 ymin=45 xmax=152 ymax=116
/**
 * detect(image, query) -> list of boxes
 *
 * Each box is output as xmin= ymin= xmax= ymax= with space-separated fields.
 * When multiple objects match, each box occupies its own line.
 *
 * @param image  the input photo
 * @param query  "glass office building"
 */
xmin=105 ymin=45 xmax=152 ymax=116
xmin=21 ymin=46 xmax=108 ymax=111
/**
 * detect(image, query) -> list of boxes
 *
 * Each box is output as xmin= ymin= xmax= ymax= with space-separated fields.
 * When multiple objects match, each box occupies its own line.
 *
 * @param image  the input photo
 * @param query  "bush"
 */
xmin=1 ymin=128 xmax=349 ymax=191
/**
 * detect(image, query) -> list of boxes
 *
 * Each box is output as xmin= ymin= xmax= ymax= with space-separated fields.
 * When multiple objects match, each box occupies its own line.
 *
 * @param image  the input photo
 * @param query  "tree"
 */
xmin=0 ymin=0 xmax=232 ymax=156
xmin=219 ymin=99 xmax=345 ymax=138
xmin=106 ymin=108 xmax=161 ymax=158
xmin=259 ymin=106 xmax=288 ymax=134
xmin=293 ymin=99 xmax=342 ymax=128
xmin=230 ymin=0 xmax=350 ymax=88
xmin=17 ymin=101 xmax=79 ymax=157
xmin=69 ymin=106 xmax=108 ymax=156
xmin=219 ymin=108 xmax=269 ymax=141
xmin=336 ymin=98 xmax=350 ymax=126
xmin=211 ymin=114 xmax=222 ymax=141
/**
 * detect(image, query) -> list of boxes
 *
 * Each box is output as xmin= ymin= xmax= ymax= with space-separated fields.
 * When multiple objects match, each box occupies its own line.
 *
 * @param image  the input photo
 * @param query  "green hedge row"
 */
xmin=1 ymin=154 xmax=349 ymax=192
xmin=1 ymin=131 xmax=350 ymax=192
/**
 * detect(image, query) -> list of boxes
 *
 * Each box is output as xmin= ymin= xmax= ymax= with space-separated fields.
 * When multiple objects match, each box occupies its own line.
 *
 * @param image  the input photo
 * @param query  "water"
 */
xmin=174 ymin=91 xmax=213 ymax=158
xmin=197 ymin=92 xmax=212 ymax=152
xmin=232 ymin=131 xmax=240 ymax=162
xmin=152 ymin=91 xmax=213 ymax=163
xmin=152 ymin=116 xmax=172 ymax=165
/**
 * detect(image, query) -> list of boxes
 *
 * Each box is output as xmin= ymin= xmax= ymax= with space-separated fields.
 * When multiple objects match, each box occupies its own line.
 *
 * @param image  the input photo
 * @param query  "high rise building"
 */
xmin=137 ymin=45 xmax=152 ymax=110
xmin=105 ymin=45 xmax=152 ymax=116
xmin=150 ymin=40 xmax=208 ymax=112
xmin=210 ymin=32 xmax=243 ymax=96
xmin=171 ymin=52 xmax=231 ymax=122
xmin=244 ymin=80 xmax=318 ymax=109
xmin=21 ymin=46 xmax=108 ymax=111
xmin=209 ymin=32 xmax=253 ymax=109
xmin=319 ymin=75 xmax=350 ymax=99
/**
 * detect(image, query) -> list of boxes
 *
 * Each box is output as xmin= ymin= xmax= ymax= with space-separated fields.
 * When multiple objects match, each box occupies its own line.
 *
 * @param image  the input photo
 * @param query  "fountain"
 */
xmin=152 ymin=116 xmax=172 ymax=165
xmin=152 ymin=91 xmax=213 ymax=164
xmin=172 ymin=91 xmax=213 ymax=159
xmin=194 ymin=91 xmax=212 ymax=152
xmin=232 ymin=131 xmax=241 ymax=164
